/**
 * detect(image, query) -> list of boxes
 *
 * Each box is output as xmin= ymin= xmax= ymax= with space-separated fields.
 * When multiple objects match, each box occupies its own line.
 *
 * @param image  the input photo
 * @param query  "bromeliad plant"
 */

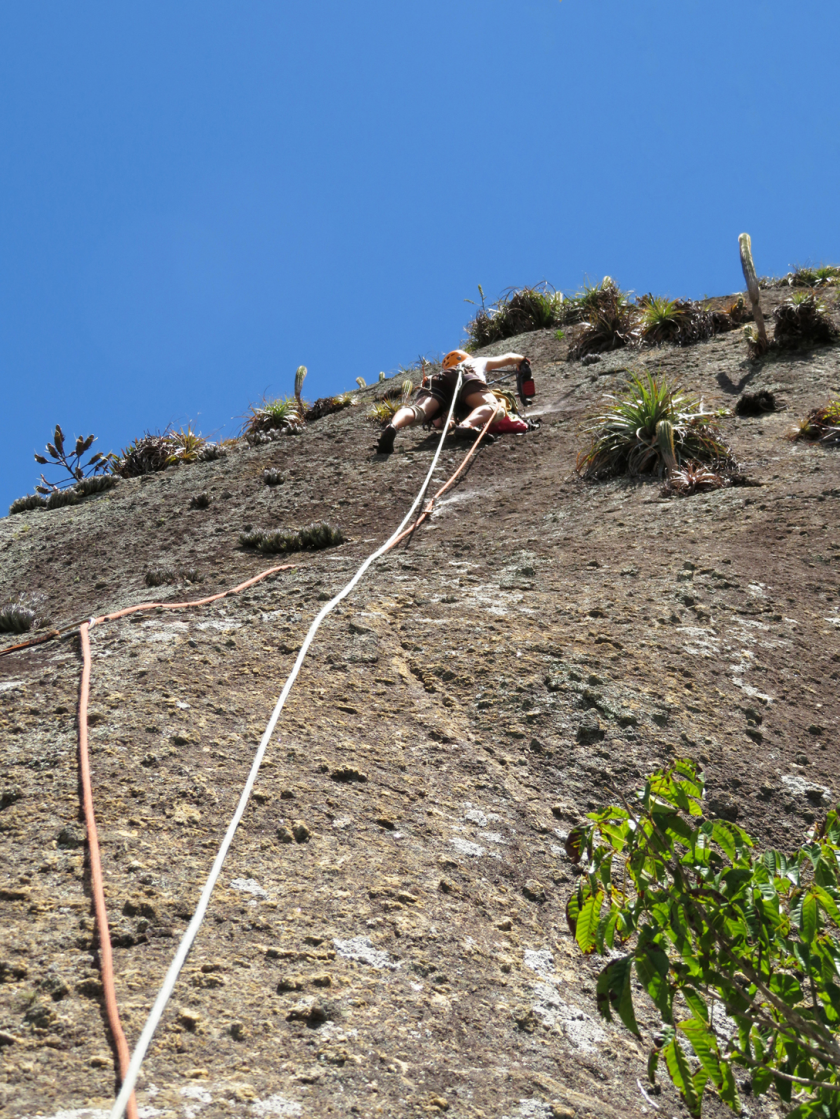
xmin=566 ymin=759 xmax=840 ymax=1119
xmin=790 ymin=399 xmax=840 ymax=446
xmin=568 ymin=280 xmax=640 ymax=359
xmin=773 ymin=294 xmax=840 ymax=350
xmin=787 ymin=265 xmax=840 ymax=289
xmin=113 ymin=426 xmax=225 ymax=476
xmin=241 ymin=396 xmax=304 ymax=438
xmin=636 ymin=295 xmax=733 ymax=347
xmin=465 ymin=283 xmax=565 ymax=347
xmin=575 ymin=372 xmax=732 ymax=479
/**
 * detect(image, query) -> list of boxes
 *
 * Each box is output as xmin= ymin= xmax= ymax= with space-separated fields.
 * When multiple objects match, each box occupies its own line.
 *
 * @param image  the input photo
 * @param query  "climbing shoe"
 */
xmin=452 ymin=426 xmax=495 ymax=446
xmin=376 ymin=424 xmax=397 ymax=454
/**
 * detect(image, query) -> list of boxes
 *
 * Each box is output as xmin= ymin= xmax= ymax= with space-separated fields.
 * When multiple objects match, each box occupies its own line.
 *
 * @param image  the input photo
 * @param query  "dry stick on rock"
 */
xmin=739 ymin=232 xmax=768 ymax=352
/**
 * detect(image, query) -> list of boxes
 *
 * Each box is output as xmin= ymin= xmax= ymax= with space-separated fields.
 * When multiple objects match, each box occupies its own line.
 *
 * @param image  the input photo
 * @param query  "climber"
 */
xmin=376 ymin=349 xmax=531 ymax=455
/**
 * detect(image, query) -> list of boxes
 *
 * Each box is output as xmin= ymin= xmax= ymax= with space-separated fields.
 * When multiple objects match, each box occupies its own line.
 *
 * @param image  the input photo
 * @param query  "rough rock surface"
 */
xmin=1 ymin=286 xmax=839 ymax=1119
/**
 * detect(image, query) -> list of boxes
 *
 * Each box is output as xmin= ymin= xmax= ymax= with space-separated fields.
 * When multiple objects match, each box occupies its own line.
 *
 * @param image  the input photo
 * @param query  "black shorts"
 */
xmin=415 ymin=368 xmax=488 ymax=412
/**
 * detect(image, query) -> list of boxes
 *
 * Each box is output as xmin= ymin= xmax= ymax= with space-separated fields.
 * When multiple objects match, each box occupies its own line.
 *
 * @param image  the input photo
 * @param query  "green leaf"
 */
xmin=662 ymin=813 xmax=695 ymax=845
xmin=785 ymin=1101 xmax=834 ymax=1119
xmin=710 ymin=820 xmax=751 ymax=861
xmin=576 ymin=890 xmax=603 ymax=955
xmin=717 ymin=1062 xmax=739 ymax=1109
xmin=599 ymin=905 xmax=621 ymax=951
xmin=802 ymin=891 xmax=819 ymax=944
xmin=635 ymin=929 xmax=673 ymax=1023
xmin=751 ymin=1064 xmax=773 ymax=1095
xmin=565 ymin=890 xmax=581 ymax=938
xmin=821 ymin=979 xmax=840 ymax=1017
xmin=814 ymin=885 xmax=840 ymax=929
xmin=683 ymin=987 xmax=709 ymax=1024
xmin=679 ymin=1017 xmax=721 ymax=1088
xmin=774 ymin=1070 xmax=792 ymax=1104
xmin=596 ymin=955 xmax=640 ymax=1036
xmin=769 ymin=972 xmax=803 ymax=1005
xmin=664 ymin=1035 xmax=700 ymax=1117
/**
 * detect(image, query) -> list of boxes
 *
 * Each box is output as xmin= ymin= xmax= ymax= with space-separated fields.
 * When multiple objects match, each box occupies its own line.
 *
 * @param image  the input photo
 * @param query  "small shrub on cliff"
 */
xmin=144 ymin=567 xmax=202 ymax=588
xmin=662 ymin=461 xmax=729 ymax=496
xmin=566 ymin=758 xmax=840 ymax=1118
xmin=240 ymin=522 xmax=345 ymax=555
xmin=576 ymin=372 xmax=732 ymax=479
xmin=34 ymin=425 xmax=115 ymax=494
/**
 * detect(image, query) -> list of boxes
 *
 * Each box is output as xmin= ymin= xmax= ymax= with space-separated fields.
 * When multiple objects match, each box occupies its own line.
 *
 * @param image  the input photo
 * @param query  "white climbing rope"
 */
xmin=109 ymin=373 xmax=463 ymax=1118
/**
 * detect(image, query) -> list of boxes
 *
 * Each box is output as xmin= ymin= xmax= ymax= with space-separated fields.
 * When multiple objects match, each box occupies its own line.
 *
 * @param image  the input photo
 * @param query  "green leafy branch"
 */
xmin=565 ymin=758 xmax=840 ymax=1118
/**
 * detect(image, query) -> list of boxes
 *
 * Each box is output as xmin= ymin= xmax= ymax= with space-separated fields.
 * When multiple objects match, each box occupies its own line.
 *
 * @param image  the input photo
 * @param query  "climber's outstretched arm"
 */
xmin=483 ymin=352 xmax=526 ymax=373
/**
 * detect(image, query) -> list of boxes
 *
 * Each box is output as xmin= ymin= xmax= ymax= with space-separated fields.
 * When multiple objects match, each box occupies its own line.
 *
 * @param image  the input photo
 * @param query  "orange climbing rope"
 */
xmin=78 ymin=619 xmax=139 ymax=1119
xmin=51 ymin=562 xmax=296 ymax=1114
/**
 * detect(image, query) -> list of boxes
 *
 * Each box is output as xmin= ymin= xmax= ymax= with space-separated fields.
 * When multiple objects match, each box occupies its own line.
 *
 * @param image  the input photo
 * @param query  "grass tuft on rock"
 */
xmin=735 ymin=390 xmax=777 ymax=417
xmin=10 ymin=475 xmax=119 ymax=515
xmin=9 ymin=493 xmax=48 ymax=515
xmin=144 ymin=567 xmax=202 ymax=588
xmin=240 ymin=522 xmax=345 ymax=555
xmin=576 ymin=371 xmax=733 ymax=480
xmin=0 ymin=601 xmax=37 ymax=634
xmin=637 ymin=295 xmax=733 ymax=347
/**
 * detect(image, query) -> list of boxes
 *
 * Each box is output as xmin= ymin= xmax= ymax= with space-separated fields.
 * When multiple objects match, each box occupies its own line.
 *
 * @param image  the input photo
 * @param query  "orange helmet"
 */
xmin=442 ymin=349 xmax=470 ymax=370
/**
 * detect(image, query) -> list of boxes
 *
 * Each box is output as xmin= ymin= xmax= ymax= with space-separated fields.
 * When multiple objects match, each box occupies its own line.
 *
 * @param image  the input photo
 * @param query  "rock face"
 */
xmin=1 ymin=287 xmax=839 ymax=1119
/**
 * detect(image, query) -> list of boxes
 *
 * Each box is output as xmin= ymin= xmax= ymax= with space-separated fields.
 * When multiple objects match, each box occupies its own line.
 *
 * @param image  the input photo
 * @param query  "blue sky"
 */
xmin=2 ymin=1 xmax=839 ymax=511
